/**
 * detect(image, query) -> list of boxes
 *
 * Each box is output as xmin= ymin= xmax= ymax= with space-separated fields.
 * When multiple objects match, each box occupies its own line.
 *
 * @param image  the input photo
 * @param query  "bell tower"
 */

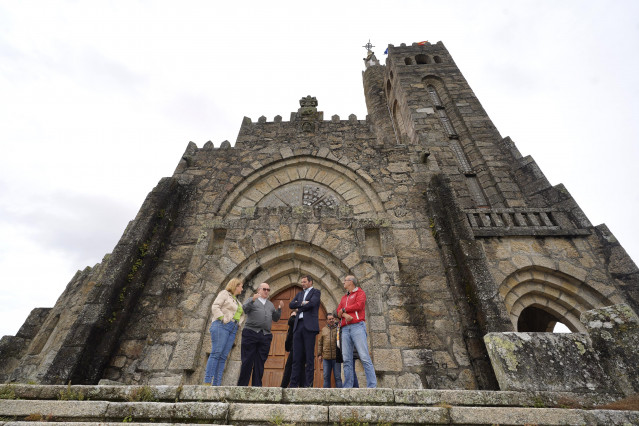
xmin=362 ymin=40 xmax=639 ymax=391
xmin=366 ymin=41 xmax=532 ymax=210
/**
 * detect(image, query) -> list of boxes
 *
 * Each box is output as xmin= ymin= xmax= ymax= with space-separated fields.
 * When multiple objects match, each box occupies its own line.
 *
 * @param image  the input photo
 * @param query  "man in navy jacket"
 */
xmin=288 ymin=275 xmax=321 ymax=387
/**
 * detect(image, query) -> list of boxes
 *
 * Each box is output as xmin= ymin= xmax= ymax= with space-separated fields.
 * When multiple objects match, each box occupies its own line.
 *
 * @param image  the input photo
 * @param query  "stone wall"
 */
xmin=90 ymin=108 xmax=481 ymax=389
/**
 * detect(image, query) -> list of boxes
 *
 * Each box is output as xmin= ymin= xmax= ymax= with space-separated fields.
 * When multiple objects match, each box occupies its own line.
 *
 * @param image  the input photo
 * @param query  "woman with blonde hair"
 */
xmin=204 ymin=278 xmax=245 ymax=385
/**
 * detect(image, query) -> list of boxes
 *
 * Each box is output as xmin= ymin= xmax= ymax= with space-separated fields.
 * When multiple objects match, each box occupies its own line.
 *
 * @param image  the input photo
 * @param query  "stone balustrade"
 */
xmin=465 ymin=208 xmax=591 ymax=237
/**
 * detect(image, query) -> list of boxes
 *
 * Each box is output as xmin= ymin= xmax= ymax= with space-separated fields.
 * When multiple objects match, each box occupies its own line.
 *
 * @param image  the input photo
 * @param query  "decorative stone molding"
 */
xmin=216 ymin=156 xmax=387 ymax=220
xmin=499 ymin=266 xmax=618 ymax=332
xmin=465 ymin=208 xmax=591 ymax=237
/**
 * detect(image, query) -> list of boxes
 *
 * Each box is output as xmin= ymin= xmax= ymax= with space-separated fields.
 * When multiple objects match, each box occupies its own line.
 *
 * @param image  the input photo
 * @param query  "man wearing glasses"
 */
xmin=237 ymin=282 xmax=283 ymax=386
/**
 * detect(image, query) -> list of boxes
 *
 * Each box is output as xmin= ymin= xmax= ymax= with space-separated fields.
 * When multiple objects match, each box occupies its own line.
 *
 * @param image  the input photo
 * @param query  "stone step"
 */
xmin=2 ymin=424 xmax=208 ymax=426
xmin=0 ymin=385 xmax=637 ymax=425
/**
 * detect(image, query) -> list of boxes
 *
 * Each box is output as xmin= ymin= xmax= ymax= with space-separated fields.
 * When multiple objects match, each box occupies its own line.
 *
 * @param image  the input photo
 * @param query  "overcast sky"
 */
xmin=1 ymin=1 xmax=638 ymax=337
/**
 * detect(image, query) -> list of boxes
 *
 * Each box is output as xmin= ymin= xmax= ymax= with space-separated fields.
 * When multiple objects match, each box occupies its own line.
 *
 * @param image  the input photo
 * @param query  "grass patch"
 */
xmin=0 ymin=384 xmax=16 ymax=400
xmin=58 ymin=382 xmax=85 ymax=401
xmin=532 ymin=396 xmax=545 ymax=408
xmin=127 ymin=385 xmax=157 ymax=402
xmin=268 ymin=413 xmax=295 ymax=426
xmin=336 ymin=411 xmax=392 ymax=426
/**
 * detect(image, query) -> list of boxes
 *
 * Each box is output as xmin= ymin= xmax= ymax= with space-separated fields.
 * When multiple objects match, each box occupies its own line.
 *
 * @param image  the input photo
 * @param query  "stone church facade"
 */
xmin=2 ymin=41 xmax=638 ymax=391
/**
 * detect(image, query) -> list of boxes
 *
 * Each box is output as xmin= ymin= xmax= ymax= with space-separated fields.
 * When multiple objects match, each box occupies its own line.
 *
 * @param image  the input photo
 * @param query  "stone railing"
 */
xmin=465 ymin=208 xmax=590 ymax=237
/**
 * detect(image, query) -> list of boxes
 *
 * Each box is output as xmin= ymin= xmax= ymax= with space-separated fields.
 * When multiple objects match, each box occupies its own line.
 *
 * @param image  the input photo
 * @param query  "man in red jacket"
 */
xmin=336 ymin=275 xmax=377 ymax=388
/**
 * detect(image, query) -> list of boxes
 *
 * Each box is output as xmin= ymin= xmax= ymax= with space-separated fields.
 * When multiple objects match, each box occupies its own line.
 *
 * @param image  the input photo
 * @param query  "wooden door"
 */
xmin=262 ymin=286 xmax=328 ymax=387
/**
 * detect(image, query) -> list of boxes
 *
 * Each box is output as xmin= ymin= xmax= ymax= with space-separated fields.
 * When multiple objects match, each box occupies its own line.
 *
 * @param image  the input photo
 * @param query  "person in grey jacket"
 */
xmin=237 ymin=282 xmax=283 ymax=386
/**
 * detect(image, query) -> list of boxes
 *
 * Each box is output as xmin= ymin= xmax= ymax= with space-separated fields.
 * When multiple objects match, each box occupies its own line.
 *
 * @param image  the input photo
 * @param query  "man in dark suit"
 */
xmin=280 ymin=310 xmax=304 ymax=388
xmin=288 ymin=275 xmax=321 ymax=387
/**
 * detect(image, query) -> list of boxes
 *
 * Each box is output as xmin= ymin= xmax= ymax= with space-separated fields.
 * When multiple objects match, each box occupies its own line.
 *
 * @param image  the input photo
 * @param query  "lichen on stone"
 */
xmin=589 ymin=320 xmax=603 ymax=329
xmin=486 ymin=334 xmax=520 ymax=371
xmin=575 ymin=341 xmax=586 ymax=355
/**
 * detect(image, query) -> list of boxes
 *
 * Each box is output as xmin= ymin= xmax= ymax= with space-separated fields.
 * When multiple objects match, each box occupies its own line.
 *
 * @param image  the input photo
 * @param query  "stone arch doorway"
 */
xmin=204 ymin=240 xmax=353 ymax=386
xmin=517 ymin=305 xmax=568 ymax=332
xmin=499 ymin=266 xmax=620 ymax=333
xmin=263 ymin=285 xmax=329 ymax=388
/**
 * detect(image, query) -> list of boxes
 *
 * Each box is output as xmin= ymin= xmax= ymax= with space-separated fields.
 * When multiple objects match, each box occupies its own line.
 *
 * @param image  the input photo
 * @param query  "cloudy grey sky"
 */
xmin=1 ymin=1 xmax=638 ymax=337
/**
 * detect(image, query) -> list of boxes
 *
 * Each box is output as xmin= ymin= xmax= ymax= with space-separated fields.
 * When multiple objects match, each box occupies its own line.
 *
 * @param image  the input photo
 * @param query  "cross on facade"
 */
xmin=362 ymin=39 xmax=374 ymax=53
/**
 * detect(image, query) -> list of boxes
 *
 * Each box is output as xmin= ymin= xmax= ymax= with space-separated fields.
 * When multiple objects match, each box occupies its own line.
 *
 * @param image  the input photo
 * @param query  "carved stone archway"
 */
xmin=215 ymin=156 xmax=387 ymax=219
xmin=499 ymin=266 xmax=620 ymax=333
xmin=199 ymin=240 xmax=351 ymax=385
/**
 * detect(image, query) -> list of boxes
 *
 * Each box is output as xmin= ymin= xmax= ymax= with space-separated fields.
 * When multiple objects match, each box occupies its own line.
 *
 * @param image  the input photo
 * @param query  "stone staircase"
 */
xmin=0 ymin=384 xmax=637 ymax=425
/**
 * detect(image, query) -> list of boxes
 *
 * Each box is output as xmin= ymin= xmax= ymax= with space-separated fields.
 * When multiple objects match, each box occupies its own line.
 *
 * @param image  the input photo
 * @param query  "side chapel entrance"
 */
xmin=262 ymin=285 xmax=328 ymax=388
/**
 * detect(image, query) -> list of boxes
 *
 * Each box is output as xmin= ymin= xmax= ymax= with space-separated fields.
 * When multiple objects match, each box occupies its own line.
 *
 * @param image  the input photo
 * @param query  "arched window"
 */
xmin=517 ymin=306 xmax=566 ymax=332
xmin=433 ymin=55 xmax=442 ymax=63
xmin=425 ymin=80 xmax=487 ymax=207
xmin=392 ymin=99 xmax=406 ymax=144
xmin=392 ymin=100 xmax=400 ymax=129
xmin=437 ymin=110 xmax=456 ymax=137
xmin=404 ymin=57 xmax=413 ymax=65
xmin=427 ymin=85 xmax=442 ymax=107
xmin=500 ymin=266 xmax=617 ymax=333
xmin=427 ymin=85 xmax=456 ymax=137
xmin=415 ymin=54 xmax=430 ymax=64
xmin=386 ymin=79 xmax=392 ymax=94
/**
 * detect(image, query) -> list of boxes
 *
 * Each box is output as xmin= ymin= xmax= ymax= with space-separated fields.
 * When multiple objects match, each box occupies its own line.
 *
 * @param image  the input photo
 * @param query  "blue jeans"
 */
xmin=341 ymin=322 xmax=376 ymax=388
xmin=204 ymin=319 xmax=238 ymax=385
xmin=344 ymin=360 xmax=360 ymax=388
xmin=322 ymin=359 xmax=343 ymax=388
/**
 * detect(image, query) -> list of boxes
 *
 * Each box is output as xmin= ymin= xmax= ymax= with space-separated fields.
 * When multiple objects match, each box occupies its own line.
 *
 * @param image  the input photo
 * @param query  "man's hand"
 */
xmin=343 ymin=313 xmax=353 ymax=322
xmin=318 ymin=355 xmax=322 ymax=361
xmin=302 ymin=301 xmax=308 ymax=305
xmin=278 ymin=301 xmax=283 ymax=309
xmin=252 ymin=293 xmax=260 ymax=301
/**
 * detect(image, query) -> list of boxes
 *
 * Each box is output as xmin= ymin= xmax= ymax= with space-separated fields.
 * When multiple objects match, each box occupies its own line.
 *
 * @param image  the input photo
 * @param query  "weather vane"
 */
xmin=362 ymin=39 xmax=375 ymax=53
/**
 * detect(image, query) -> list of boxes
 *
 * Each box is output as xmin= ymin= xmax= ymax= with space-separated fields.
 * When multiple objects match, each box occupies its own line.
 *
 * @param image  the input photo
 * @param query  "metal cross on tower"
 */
xmin=362 ymin=39 xmax=375 ymax=53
